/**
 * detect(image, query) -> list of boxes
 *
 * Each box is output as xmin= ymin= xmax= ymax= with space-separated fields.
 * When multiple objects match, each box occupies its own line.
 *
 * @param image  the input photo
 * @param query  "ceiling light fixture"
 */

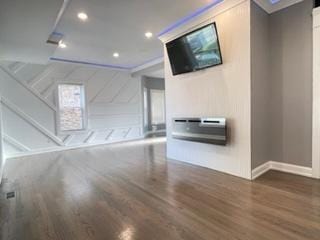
xmin=113 ymin=52 xmax=119 ymax=58
xmin=58 ymin=41 xmax=67 ymax=49
xmin=145 ymin=32 xmax=153 ymax=39
xmin=77 ymin=12 xmax=88 ymax=21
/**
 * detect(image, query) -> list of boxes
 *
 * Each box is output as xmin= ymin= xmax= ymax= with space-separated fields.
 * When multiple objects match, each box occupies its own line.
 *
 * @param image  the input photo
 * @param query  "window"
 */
xmin=57 ymin=84 xmax=87 ymax=132
xmin=150 ymin=89 xmax=165 ymax=125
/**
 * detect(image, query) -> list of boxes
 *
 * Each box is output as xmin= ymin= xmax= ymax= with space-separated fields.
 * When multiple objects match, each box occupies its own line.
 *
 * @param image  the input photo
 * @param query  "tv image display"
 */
xmin=166 ymin=23 xmax=222 ymax=75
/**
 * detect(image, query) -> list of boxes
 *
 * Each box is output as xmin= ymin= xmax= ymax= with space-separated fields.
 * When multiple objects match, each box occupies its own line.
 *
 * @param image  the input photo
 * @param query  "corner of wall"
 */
xmin=250 ymin=1 xmax=271 ymax=171
xmin=163 ymin=0 xmax=252 ymax=180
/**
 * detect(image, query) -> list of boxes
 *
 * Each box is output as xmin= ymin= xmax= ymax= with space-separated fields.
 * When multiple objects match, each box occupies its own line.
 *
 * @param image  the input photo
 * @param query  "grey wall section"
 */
xmin=251 ymin=2 xmax=271 ymax=169
xmin=270 ymin=0 xmax=313 ymax=167
xmin=142 ymin=76 xmax=165 ymax=132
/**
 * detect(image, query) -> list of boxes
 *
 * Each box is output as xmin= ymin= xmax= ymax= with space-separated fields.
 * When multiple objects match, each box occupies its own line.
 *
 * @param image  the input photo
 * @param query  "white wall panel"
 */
xmin=112 ymin=78 xmax=140 ymax=103
xmin=0 ymin=60 xmax=143 ymax=157
xmin=87 ymin=69 xmax=117 ymax=102
xmin=161 ymin=0 xmax=252 ymax=179
xmin=89 ymin=116 xmax=142 ymax=129
xmin=7 ymin=62 xmax=47 ymax=83
xmin=67 ymin=132 xmax=93 ymax=146
xmin=92 ymin=72 xmax=130 ymax=103
xmin=65 ymin=67 xmax=97 ymax=82
xmin=3 ymin=142 xmax=21 ymax=156
xmin=0 ymin=66 xmax=56 ymax=133
xmin=89 ymin=103 xmax=141 ymax=116
xmin=2 ymin=105 xmax=58 ymax=150
xmin=93 ymin=130 xmax=114 ymax=143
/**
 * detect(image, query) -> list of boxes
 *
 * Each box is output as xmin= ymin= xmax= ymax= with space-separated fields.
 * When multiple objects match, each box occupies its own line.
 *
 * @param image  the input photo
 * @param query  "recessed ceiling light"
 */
xmin=113 ymin=52 xmax=119 ymax=58
xmin=77 ymin=12 xmax=88 ymax=21
xmin=145 ymin=32 xmax=153 ymax=39
xmin=58 ymin=41 xmax=67 ymax=49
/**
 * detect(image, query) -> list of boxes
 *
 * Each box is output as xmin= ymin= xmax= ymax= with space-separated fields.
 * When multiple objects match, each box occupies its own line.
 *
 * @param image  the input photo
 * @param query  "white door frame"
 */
xmin=312 ymin=7 xmax=320 ymax=179
xmin=0 ymin=96 xmax=4 ymax=183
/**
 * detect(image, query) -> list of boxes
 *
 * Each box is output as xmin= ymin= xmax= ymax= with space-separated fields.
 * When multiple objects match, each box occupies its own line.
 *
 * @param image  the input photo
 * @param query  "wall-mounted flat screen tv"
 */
xmin=166 ymin=23 xmax=223 ymax=76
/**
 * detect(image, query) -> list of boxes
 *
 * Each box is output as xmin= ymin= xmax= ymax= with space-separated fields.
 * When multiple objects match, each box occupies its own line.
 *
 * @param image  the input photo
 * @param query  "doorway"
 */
xmin=142 ymin=77 xmax=166 ymax=137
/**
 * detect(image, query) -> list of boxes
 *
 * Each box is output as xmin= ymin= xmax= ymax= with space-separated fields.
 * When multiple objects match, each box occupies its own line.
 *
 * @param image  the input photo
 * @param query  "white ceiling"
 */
xmin=254 ymin=0 xmax=304 ymax=14
xmin=0 ymin=0 xmax=306 ymax=68
xmin=53 ymin=0 xmax=214 ymax=68
xmin=0 ymin=0 xmax=63 ymax=64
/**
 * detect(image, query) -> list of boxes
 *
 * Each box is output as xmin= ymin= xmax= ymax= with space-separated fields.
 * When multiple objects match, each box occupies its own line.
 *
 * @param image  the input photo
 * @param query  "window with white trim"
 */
xmin=57 ymin=84 xmax=87 ymax=132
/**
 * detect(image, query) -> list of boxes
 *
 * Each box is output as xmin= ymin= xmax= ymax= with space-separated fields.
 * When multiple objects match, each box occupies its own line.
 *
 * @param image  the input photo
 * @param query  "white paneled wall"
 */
xmin=161 ymin=0 xmax=252 ymax=179
xmin=0 ymin=61 xmax=143 ymax=158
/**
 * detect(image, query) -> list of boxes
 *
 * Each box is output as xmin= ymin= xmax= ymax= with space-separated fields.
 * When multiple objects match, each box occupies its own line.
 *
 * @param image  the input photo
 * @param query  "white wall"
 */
xmin=313 ymin=7 xmax=320 ymax=178
xmin=0 ymin=61 xmax=143 ymax=158
xmin=161 ymin=0 xmax=252 ymax=179
xmin=0 ymin=96 xmax=4 ymax=183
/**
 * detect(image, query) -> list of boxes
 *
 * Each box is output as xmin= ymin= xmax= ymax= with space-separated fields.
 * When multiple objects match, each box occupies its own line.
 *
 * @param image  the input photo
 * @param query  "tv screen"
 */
xmin=166 ymin=23 xmax=222 ymax=76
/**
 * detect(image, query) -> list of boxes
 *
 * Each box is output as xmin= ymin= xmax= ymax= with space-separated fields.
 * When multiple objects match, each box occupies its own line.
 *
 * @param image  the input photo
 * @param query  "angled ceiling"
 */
xmin=0 ymin=0 xmax=307 ymax=68
xmin=254 ymin=0 xmax=304 ymax=14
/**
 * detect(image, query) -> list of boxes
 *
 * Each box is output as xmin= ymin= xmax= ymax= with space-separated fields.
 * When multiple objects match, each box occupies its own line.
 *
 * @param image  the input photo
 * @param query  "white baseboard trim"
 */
xmin=252 ymin=161 xmax=313 ymax=180
xmin=252 ymin=161 xmax=271 ymax=180
xmin=144 ymin=129 xmax=166 ymax=137
xmin=5 ymin=136 xmax=145 ymax=159
xmin=270 ymin=161 xmax=313 ymax=178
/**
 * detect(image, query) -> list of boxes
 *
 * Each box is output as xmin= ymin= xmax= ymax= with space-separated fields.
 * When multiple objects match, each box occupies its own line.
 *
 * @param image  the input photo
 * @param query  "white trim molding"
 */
xmin=0 ymin=66 xmax=57 ymax=111
xmin=252 ymin=161 xmax=313 ymax=180
xmin=5 ymin=135 xmax=145 ymax=159
xmin=0 ymin=97 xmax=64 ymax=146
xmin=252 ymin=161 xmax=271 ymax=180
xmin=312 ymin=7 xmax=320 ymax=179
xmin=0 ymin=96 xmax=4 ymax=184
xmin=3 ymin=134 xmax=31 ymax=152
xmin=270 ymin=162 xmax=312 ymax=178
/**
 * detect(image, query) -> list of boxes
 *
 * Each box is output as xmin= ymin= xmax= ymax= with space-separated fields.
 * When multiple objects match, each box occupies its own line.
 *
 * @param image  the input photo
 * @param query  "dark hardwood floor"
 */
xmin=1 ymin=137 xmax=320 ymax=240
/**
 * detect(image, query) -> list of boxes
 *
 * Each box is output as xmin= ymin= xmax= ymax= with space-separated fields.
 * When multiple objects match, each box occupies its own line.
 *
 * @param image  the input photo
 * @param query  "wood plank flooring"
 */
xmin=0 ymin=137 xmax=320 ymax=240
